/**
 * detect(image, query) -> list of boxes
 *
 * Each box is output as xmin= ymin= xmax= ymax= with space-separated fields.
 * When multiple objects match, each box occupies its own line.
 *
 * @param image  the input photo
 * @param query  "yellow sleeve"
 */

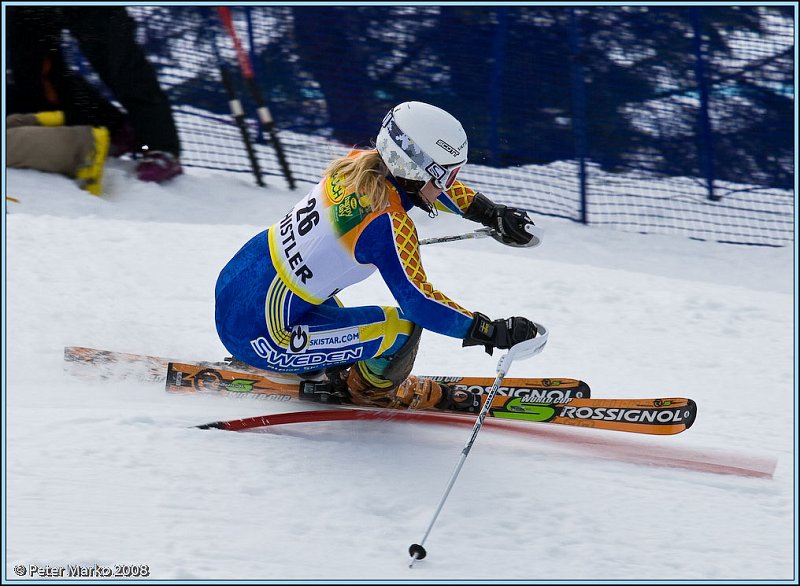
xmin=434 ymin=180 xmax=477 ymax=215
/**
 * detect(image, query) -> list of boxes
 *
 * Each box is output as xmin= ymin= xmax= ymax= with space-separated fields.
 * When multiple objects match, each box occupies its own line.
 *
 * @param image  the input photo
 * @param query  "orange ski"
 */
xmin=487 ymin=396 xmax=696 ymax=435
xmin=166 ymin=363 xmax=695 ymax=435
xmin=165 ymin=362 xmax=591 ymax=402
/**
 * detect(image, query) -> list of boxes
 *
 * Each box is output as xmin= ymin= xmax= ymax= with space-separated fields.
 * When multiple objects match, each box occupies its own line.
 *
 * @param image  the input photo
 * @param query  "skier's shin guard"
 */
xmin=345 ymin=324 xmax=445 ymax=409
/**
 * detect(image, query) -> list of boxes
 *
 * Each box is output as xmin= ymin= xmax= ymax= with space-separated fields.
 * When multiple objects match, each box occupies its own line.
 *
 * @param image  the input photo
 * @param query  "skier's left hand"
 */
xmin=465 ymin=192 xmax=541 ymax=247
xmin=489 ymin=206 xmax=536 ymax=247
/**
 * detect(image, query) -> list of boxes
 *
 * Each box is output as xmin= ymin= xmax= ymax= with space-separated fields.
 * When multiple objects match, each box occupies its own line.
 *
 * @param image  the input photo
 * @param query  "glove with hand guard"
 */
xmin=464 ymin=192 xmax=542 ymax=248
xmin=462 ymin=312 xmax=538 ymax=355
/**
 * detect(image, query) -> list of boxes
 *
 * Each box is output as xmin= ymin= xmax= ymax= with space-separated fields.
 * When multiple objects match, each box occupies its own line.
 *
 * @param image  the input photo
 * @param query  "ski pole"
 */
xmin=419 ymin=223 xmax=544 ymax=247
xmin=208 ymin=18 xmax=265 ymax=188
xmin=418 ymin=228 xmax=494 ymax=246
xmin=217 ymin=7 xmax=296 ymax=190
xmin=408 ymin=326 xmax=549 ymax=567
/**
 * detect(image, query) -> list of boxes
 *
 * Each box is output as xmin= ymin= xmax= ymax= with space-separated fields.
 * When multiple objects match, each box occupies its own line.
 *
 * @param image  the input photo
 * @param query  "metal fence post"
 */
xmin=569 ymin=8 xmax=589 ymax=224
xmin=488 ymin=7 xmax=509 ymax=167
xmin=690 ymin=7 xmax=719 ymax=202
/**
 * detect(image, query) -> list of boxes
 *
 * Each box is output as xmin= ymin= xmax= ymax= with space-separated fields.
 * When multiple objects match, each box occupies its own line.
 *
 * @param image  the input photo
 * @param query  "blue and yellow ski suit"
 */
xmin=215 ymin=149 xmax=480 ymax=376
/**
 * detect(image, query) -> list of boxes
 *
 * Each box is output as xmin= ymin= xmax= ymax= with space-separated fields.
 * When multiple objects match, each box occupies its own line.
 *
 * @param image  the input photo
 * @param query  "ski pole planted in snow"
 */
xmin=408 ymin=326 xmax=549 ymax=567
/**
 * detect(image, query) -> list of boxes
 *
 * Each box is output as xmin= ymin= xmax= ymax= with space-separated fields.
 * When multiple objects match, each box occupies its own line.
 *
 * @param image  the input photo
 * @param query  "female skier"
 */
xmin=215 ymin=101 xmax=539 ymax=411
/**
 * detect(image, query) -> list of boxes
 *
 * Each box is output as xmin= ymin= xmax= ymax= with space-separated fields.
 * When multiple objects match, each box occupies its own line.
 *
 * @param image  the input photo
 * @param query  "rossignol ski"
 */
xmin=63 ymin=346 xmax=590 ymax=402
xmin=63 ymin=346 xmax=697 ymax=435
xmin=165 ymin=362 xmax=591 ymax=404
xmin=167 ymin=362 xmax=695 ymax=435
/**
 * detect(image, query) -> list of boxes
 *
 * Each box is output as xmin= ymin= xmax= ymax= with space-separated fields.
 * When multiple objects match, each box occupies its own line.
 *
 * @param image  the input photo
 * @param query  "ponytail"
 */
xmin=323 ymin=150 xmax=390 ymax=211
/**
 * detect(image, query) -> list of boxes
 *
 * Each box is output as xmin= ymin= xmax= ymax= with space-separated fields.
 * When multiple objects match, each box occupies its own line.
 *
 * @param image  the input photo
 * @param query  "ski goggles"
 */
xmin=381 ymin=111 xmax=465 ymax=190
xmin=436 ymin=163 xmax=462 ymax=191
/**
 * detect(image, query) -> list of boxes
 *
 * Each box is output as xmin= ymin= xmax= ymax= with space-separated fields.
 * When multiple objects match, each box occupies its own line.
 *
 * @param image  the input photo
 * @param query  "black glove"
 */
xmin=462 ymin=312 xmax=538 ymax=355
xmin=464 ymin=192 xmax=535 ymax=247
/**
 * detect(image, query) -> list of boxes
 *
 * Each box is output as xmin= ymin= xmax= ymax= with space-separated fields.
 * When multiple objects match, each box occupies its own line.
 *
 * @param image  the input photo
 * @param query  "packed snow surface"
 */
xmin=4 ymin=158 xmax=795 ymax=581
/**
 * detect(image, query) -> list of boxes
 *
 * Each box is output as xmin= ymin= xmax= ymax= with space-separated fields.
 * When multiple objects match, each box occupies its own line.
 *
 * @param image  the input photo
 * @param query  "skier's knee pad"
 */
xmin=346 ymin=324 xmax=424 ymax=405
xmin=382 ymin=322 xmax=423 ymax=385
xmin=359 ymin=323 xmax=422 ymax=387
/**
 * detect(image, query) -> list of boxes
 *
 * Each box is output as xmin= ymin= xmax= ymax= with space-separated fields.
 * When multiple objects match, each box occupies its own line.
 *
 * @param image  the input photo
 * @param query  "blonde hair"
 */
xmin=323 ymin=150 xmax=390 ymax=211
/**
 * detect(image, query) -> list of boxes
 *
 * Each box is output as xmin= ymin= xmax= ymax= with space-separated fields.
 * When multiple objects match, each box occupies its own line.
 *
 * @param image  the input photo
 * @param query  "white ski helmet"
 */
xmin=376 ymin=101 xmax=468 ymax=190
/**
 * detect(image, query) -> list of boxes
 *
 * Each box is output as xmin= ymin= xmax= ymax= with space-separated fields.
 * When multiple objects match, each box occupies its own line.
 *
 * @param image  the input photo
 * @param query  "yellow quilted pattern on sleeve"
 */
xmin=390 ymin=212 xmax=473 ymax=317
xmin=445 ymin=181 xmax=477 ymax=213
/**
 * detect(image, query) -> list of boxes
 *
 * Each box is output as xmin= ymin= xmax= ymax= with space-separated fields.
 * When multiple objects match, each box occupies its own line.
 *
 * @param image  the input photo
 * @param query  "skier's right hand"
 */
xmin=462 ymin=312 xmax=538 ymax=355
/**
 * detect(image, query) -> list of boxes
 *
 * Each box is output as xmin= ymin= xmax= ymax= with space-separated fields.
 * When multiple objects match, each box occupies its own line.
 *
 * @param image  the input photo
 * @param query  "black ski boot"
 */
xmin=297 ymin=363 xmax=353 ymax=404
xmin=436 ymin=385 xmax=481 ymax=413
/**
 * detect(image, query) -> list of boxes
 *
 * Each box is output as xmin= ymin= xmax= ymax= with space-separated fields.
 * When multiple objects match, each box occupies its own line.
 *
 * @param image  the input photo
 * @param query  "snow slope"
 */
xmin=4 ymin=157 xmax=796 ymax=581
